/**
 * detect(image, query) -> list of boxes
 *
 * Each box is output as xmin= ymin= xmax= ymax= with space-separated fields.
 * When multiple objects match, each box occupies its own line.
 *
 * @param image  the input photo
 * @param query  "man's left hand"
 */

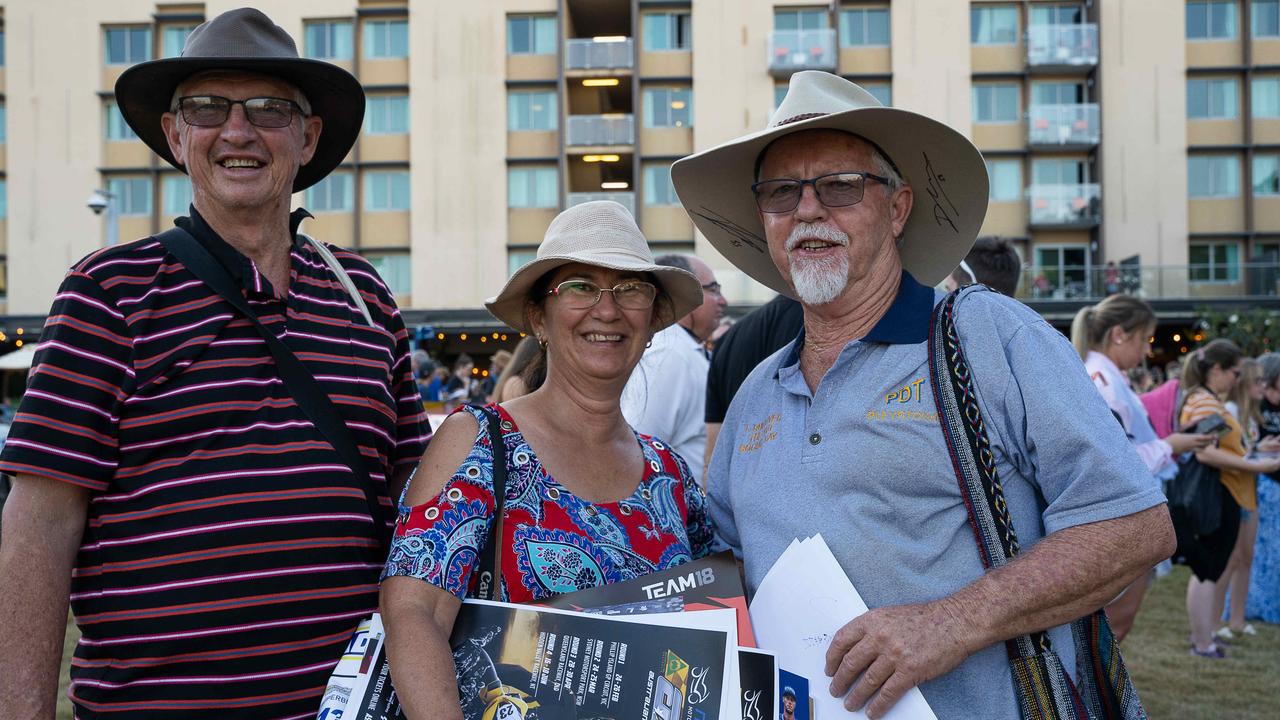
xmin=824 ymin=598 xmax=975 ymax=719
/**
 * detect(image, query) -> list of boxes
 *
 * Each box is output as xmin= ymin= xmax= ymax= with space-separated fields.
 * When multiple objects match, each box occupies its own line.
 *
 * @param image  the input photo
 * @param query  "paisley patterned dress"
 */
xmin=383 ymin=404 xmax=714 ymax=602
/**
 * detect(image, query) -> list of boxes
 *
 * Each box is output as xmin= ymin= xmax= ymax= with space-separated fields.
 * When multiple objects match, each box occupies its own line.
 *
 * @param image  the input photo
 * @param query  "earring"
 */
xmin=645 ymin=339 xmax=653 ymax=349
xmin=537 ymin=336 xmax=547 ymax=351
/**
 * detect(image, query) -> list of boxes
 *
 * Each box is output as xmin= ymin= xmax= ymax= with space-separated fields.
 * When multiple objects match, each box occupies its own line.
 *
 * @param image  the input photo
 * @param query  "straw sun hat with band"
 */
xmin=113 ymin=7 xmax=365 ymax=193
xmin=670 ymin=71 xmax=989 ymax=296
xmin=485 ymin=201 xmax=703 ymax=334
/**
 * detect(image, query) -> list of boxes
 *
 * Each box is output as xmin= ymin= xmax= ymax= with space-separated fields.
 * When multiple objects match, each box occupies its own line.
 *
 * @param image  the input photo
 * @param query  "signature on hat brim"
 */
xmin=671 ymin=90 xmax=988 ymax=295
xmin=114 ymin=57 xmax=364 ymax=193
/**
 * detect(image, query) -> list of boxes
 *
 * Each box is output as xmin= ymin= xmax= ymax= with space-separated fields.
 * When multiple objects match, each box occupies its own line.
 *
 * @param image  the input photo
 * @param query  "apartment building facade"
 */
xmin=0 ymin=1 xmax=1269 ymax=325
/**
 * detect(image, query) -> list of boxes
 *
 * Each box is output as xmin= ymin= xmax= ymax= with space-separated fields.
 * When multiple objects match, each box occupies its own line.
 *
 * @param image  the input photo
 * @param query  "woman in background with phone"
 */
xmin=1178 ymin=340 xmax=1280 ymax=657
xmin=1071 ymin=296 xmax=1215 ymax=641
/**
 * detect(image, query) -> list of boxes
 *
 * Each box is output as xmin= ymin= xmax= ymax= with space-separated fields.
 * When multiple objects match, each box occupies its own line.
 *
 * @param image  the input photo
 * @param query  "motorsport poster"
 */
xmin=538 ymin=551 xmax=755 ymax=647
xmin=736 ymin=648 xmax=777 ymax=720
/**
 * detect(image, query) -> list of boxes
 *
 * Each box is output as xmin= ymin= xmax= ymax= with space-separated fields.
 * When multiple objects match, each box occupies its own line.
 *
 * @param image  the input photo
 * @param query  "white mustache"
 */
xmin=785 ymin=222 xmax=850 ymax=252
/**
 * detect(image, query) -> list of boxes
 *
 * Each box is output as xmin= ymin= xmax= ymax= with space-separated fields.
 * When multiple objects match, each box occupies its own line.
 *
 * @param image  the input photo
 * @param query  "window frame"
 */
xmin=160 ymin=25 xmax=196 ymax=59
xmin=643 ymin=163 xmax=680 ymax=207
xmin=1189 ymin=241 xmax=1242 ymax=283
xmin=507 ymin=89 xmax=558 ymax=132
xmin=305 ymin=20 xmax=354 ymax=61
xmin=507 ymin=166 xmax=559 ymax=209
xmin=1253 ymin=75 xmax=1280 ymax=117
xmin=839 ymin=7 xmax=890 ymax=48
xmin=970 ymin=5 xmax=1020 ymax=46
xmin=364 ymin=19 xmax=409 ymax=60
xmin=363 ymin=252 xmax=412 ymax=296
xmin=366 ymin=94 xmax=410 ymax=135
xmin=1186 ymin=0 xmax=1239 ymax=41
xmin=104 ymin=102 xmax=138 ymax=141
xmin=1255 ymin=0 xmax=1280 ymax=37
xmin=306 ymin=172 xmax=355 ymax=213
xmin=972 ymin=83 xmax=1021 ymax=124
xmin=643 ymin=87 xmax=693 ymax=128
xmin=107 ymin=176 xmax=153 ymax=216
xmin=1187 ymin=154 xmax=1242 ymax=199
xmin=986 ymin=158 xmax=1023 ymax=202
xmin=161 ymin=175 xmax=192 ymax=216
xmin=1253 ymin=153 xmax=1280 ymax=196
xmin=642 ymin=11 xmax=692 ymax=52
xmin=363 ymin=170 xmax=410 ymax=212
xmin=104 ymin=26 xmax=152 ymax=66
xmin=1186 ymin=76 xmax=1240 ymax=120
xmin=506 ymin=15 xmax=557 ymax=56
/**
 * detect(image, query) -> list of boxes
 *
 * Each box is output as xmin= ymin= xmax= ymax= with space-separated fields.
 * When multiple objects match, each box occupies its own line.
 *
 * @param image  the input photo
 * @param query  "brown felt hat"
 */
xmin=114 ymin=7 xmax=364 ymax=192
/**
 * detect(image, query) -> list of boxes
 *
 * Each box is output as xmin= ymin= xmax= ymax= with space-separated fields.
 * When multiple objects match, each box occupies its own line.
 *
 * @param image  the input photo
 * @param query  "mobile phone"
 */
xmin=1192 ymin=413 xmax=1230 ymax=437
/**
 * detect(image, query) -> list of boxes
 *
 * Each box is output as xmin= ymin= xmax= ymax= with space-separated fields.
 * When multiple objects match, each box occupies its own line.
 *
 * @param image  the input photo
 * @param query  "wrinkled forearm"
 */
xmin=945 ymin=504 xmax=1174 ymax=654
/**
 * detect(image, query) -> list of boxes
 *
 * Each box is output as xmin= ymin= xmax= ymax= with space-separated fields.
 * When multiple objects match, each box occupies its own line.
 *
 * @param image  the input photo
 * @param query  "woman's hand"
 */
xmin=1252 ymin=455 xmax=1280 ymax=476
xmin=1166 ymin=432 xmax=1216 ymax=454
xmin=1257 ymin=435 xmax=1280 ymax=454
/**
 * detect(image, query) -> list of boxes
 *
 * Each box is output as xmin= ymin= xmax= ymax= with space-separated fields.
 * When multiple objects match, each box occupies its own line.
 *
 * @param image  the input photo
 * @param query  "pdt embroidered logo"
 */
xmin=867 ymin=378 xmax=938 ymax=423
xmin=884 ymin=377 xmax=926 ymax=404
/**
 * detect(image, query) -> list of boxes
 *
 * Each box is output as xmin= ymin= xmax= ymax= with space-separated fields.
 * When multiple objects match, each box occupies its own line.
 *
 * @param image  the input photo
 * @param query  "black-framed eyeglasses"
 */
xmin=547 ymin=280 xmax=658 ymax=310
xmin=176 ymin=95 xmax=306 ymax=128
xmin=751 ymin=171 xmax=893 ymax=213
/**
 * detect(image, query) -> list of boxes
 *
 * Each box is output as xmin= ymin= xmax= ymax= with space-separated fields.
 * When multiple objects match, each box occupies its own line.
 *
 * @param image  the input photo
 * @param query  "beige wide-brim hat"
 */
xmin=671 ymin=71 xmax=989 ymax=295
xmin=485 ymin=201 xmax=703 ymax=333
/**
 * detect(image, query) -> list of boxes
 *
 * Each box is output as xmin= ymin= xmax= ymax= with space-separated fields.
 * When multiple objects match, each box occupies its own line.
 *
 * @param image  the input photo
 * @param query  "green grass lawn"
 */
xmin=55 ymin=565 xmax=1278 ymax=718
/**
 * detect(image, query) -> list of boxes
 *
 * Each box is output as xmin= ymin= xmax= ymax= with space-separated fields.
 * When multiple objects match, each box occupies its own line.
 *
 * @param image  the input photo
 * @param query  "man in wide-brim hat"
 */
xmin=684 ymin=71 xmax=1172 ymax=719
xmin=0 ymin=9 xmax=428 ymax=717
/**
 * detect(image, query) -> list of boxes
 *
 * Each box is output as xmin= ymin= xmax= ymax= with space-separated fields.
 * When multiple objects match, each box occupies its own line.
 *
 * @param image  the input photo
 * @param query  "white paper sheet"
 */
xmin=748 ymin=535 xmax=937 ymax=720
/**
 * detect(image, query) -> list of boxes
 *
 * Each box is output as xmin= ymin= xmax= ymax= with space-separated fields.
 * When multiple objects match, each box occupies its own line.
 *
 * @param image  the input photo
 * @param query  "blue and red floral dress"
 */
xmin=383 ymin=404 xmax=714 ymax=602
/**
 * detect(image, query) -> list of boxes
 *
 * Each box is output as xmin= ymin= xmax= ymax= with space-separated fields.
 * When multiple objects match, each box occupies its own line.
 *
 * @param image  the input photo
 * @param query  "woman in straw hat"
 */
xmin=380 ymin=201 xmax=714 ymax=716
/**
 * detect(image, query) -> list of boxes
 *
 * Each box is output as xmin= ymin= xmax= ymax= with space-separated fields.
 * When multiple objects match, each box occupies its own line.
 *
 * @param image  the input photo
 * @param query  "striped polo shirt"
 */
xmin=0 ymin=208 xmax=429 ymax=718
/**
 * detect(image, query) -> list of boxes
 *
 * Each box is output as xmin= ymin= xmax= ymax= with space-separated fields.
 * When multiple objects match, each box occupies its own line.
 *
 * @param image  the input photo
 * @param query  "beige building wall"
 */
xmin=1099 ymin=0 xmax=1189 ymax=288
xmin=891 ymin=0 xmax=971 ymax=139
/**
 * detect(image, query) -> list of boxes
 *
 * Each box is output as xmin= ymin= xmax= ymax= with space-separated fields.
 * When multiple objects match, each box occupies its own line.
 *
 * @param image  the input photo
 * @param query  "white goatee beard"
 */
xmin=785 ymin=223 xmax=851 ymax=306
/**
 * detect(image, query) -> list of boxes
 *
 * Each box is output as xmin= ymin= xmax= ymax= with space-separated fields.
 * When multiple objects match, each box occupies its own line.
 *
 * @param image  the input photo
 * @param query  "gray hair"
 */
xmin=1260 ymin=352 xmax=1280 ymax=388
xmin=169 ymin=70 xmax=312 ymax=116
xmin=654 ymin=253 xmax=695 ymax=273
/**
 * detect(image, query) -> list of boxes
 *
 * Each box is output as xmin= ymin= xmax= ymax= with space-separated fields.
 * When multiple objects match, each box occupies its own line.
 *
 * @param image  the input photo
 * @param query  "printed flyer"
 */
xmin=736 ymin=648 xmax=777 ymax=720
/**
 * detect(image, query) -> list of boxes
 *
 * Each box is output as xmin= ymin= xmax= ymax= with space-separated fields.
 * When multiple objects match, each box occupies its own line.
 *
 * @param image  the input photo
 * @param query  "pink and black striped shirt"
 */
xmin=0 ymin=208 xmax=430 ymax=718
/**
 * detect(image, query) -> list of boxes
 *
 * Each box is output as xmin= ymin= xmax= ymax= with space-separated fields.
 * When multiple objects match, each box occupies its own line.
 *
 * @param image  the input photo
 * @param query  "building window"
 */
xmin=0 ymin=103 xmax=5 ymax=144
xmin=306 ymin=21 xmax=354 ymax=60
xmin=643 ymin=87 xmax=693 ymax=128
xmin=508 ymin=166 xmax=558 ymax=209
xmin=508 ymin=248 xmax=538 ymax=277
xmin=1256 ymin=0 xmax=1280 ymax=37
xmin=1187 ymin=77 xmax=1239 ymax=119
xmin=1031 ymin=81 xmax=1085 ymax=106
xmin=364 ymin=19 xmax=408 ymax=59
xmin=306 ymin=172 xmax=354 ymax=212
xmin=775 ymin=8 xmax=830 ymax=30
xmin=971 ymin=5 xmax=1019 ymax=45
xmin=1188 ymin=154 xmax=1241 ymax=198
xmin=364 ymin=252 xmax=411 ymax=296
xmin=1034 ymin=245 xmax=1089 ymax=295
xmin=507 ymin=90 xmax=557 ymax=131
xmin=840 ymin=7 xmax=889 ymax=47
xmin=1253 ymin=76 xmax=1280 ymax=116
xmin=1190 ymin=242 xmax=1241 ymax=282
xmin=0 ymin=29 xmax=5 ymax=68
xmin=104 ymin=102 xmax=138 ymax=141
xmin=104 ymin=26 xmax=152 ymax=65
xmin=161 ymin=25 xmax=195 ymax=58
xmin=643 ymin=164 xmax=679 ymax=206
xmin=972 ymin=83 xmax=1020 ymax=123
xmin=1033 ymin=157 xmax=1087 ymax=184
xmin=1255 ymin=154 xmax=1280 ymax=195
xmin=864 ymin=83 xmax=892 ymax=106
xmin=367 ymin=95 xmax=409 ymax=135
xmin=774 ymin=85 xmax=789 ymax=111
xmin=162 ymin=175 xmax=191 ymax=215
xmin=364 ymin=170 xmax=410 ymax=211
xmin=107 ymin=176 xmax=153 ymax=215
xmin=0 ymin=179 xmax=6 ymax=219
xmin=987 ymin=158 xmax=1022 ymax=202
xmin=643 ymin=12 xmax=692 ymax=51
xmin=1029 ymin=3 xmax=1083 ymax=26
xmin=1187 ymin=1 xmax=1238 ymax=40
xmin=507 ymin=15 xmax=556 ymax=55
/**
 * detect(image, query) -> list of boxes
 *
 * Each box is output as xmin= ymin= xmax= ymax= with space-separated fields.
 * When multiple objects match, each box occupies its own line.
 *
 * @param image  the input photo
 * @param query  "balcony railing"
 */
xmin=1028 ymin=104 xmax=1100 ymax=147
xmin=1027 ymin=23 xmax=1099 ymax=67
xmin=566 ymin=114 xmax=635 ymax=146
xmin=1018 ymin=263 xmax=1280 ymax=302
xmin=567 ymin=192 xmax=635 ymax=216
xmin=768 ymin=29 xmax=837 ymax=75
xmin=1028 ymin=183 xmax=1101 ymax=226
xmin=565 ymin=38 xmax=634 ymax=71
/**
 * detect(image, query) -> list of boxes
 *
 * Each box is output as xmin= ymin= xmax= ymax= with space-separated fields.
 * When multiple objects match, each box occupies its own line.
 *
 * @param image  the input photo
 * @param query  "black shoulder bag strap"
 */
xmin=154 ymin=226 xmax=390 ymax=552
xmin=470 ymin=404 xmax=508 ymax=601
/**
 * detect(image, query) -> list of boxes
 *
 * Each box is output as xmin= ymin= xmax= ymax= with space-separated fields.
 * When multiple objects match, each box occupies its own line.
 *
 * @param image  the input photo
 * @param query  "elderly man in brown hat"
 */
xmin=0 ymin=9 xmax=428 ymax=717
xmin=678 ymin=72 xmax=1172 ymax=720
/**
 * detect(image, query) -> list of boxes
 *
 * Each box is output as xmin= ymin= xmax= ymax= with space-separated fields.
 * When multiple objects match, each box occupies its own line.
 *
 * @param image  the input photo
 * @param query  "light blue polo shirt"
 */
xmin=708 ymin=273 xmax=1164 ymax=720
